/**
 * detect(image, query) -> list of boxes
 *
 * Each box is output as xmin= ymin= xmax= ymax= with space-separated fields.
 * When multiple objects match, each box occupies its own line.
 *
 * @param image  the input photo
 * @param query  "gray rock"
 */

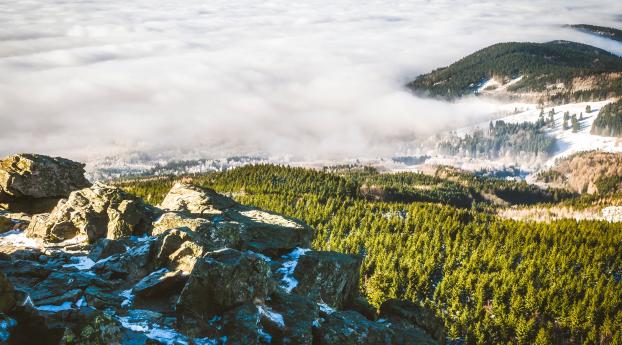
xmin=227 ymin=207 xmax=313 ymax=256
xmin=132 ymin=268 xmax=187 ymax=300
xmin=177 ymin=249 xmax=272 ymax=321
xmin=87 ymin=238 xmax=128 ymax=262
xmin=0 ymin=154 xmax=91 ymax=213
xmin=152 ymin=212 xmax=241 ymax=251
xmin=151 ymin=228 xmax=204 ymax=273
xmin=263 ymin=291 xmax=318 ymax=345
xmin=292 ymin=250 xmax=361 ymax=309
xmin=313 ymin=310 xmax=393 ymax=345
xmin=0 ymin=272 xmax=15 ymax=314
xmin=159 ymin=183 xmax=236 ymax=216
xmin=92 ymin=240 xmax=155 ymax=283
xmin=379 ymin=299 xmax=446 ymax=344
xmin=26 ymin=183 xmax=152 ymax=242
xmin=223 ymin=302 xmax=262 ymax=345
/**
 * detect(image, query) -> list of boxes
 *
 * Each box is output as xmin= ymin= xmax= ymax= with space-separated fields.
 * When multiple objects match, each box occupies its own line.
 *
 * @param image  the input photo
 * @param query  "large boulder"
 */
xmin=151 ymin=228 xmax=205 ymax=273
xmin=158 ymin=183 xmax=312 ymax=256
xmin=262 ymin=291 xmax=318 ymax=345
xmin=227 ymin=207 xmax=313 ymax=256
xmin=379 ymin=299 xmax=446 ymax=344
xmin=152 ymin=212 xmax=241 ymax=251
xmin=177 ymin=249 xmax=272 ymax=322
xmin=26 ymin=183 xmax=153 ymax=242
xmin=159 ymin=183 xmax=236 ymax=216
xmin=0 ymin=154 xmax=91 ymax=213
xmin=222 ymin=303 xmax=262 ymax=345
xmin=292 ymin=250 xmax=361 ymax=309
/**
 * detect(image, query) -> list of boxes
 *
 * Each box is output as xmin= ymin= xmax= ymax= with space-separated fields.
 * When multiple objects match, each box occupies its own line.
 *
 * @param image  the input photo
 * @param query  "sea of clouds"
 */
xmin=1 ymin=0 xmax=621 ymax=162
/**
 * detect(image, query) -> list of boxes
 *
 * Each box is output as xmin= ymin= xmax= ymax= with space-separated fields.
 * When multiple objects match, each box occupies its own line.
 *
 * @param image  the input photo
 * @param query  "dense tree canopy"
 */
xmin=120 ymin=165 xmax=622 ymax=344
xmin=407 ymin=41 xmax=622 ymax=102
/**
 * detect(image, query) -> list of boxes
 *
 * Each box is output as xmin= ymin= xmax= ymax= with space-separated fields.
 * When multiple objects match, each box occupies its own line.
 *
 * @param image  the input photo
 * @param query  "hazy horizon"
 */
xmin=1 ymin=0 xmax=621 ymax=162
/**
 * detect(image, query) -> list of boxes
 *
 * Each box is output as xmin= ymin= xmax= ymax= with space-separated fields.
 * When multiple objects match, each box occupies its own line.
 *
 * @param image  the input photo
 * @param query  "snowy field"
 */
xmin=424 ymin=99 xmax=622 ymax=176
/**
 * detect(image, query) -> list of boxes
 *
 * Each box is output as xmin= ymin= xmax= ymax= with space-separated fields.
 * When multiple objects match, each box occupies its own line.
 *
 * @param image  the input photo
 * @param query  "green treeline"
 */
xmin=120 ymin=165 xmax=622 ymax=344
xmin=592 ymin=99 xmax=622 ymax=137
xmin=407 ymin=41 xmax=622 ymax=102
xmin=438 ymin=120 xmax=555 ymax=159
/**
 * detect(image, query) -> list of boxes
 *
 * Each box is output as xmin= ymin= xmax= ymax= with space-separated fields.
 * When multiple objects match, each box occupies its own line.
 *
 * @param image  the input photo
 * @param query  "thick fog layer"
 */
xmin=1 ymin=0 xmax=621 ymax=161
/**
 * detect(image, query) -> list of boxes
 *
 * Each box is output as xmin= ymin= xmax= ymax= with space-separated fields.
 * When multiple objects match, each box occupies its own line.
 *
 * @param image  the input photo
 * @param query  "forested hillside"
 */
xmin=119 ymin=165 xmax=622 ymax=344
xmin=592 ymin=99 xmax=622 ymax=137
xmin=407 ymin=41 xmax=622 ymax=102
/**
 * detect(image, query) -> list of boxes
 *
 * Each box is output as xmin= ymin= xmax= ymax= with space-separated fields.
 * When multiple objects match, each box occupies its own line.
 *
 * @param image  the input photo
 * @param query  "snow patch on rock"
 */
xmin=63 ymin=256 xmax=96 ymax=270
xmin=276 ymin=247 xmax=310 ymax=293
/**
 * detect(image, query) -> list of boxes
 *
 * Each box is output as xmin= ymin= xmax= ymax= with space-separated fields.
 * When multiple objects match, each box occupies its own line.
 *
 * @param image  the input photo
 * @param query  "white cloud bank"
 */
xmin=0 ymin=0 xmax=621 ymax=161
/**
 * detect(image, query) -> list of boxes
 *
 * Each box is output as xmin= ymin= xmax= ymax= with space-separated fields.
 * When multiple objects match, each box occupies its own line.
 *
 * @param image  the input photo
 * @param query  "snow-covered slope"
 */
xmin=424 ymin=99 xmax=622 ymax=175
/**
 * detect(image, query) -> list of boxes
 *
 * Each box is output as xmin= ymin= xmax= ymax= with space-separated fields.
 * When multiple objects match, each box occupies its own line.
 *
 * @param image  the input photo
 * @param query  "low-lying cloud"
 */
xmin=1 ymin=0 xmax=621 ymax=162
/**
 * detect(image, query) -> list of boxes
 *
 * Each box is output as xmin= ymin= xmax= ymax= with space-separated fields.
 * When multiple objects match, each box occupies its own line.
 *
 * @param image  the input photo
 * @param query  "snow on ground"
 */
xmin=258 ymin=306 xmax=285 ymax=328
xmin=476 ymin=75 xmax=524 ymax=93
xmin=63 ymin=256 xmax=96 ymax=270
xmin=430 ymin=99 xmax=622 ymax=176
xmin=317 ymin=302 xmax=336 ymax=315
xmin=0 ymin=230 xmax=41 ymax=249
xmin=276 ymin=248 xmax=310 ymax=293
xmin=36 ymin=301 xmax=74 ymax=312
xmin=483 ymin=100 xmax=621 ymax=166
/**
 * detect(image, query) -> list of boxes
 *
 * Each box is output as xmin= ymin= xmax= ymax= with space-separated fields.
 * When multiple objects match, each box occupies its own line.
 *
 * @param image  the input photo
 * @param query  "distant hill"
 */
xmin=535 ymin=151 xmax=622 ymax=194
xmin=592 ymin=98 xmax=622 ymax=137
xmin=407 ymin=41 xmax=622 ymax=103
xmin=569 ymin=24 xmax=622 ymax=43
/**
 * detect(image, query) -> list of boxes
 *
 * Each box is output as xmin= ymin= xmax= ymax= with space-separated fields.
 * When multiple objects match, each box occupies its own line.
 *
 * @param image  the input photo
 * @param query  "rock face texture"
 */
xmin=293 ymin=250 xmax=361 ymax=309
xmin=177 ymin=249 xmax=272 ymax=320
xmin=26 ymin=183 xmax=153 ymax=242
xmin=0 ymin=154 xmax=91 ymax=213
xmin=0 ymin=156 xmax=441 ymax=345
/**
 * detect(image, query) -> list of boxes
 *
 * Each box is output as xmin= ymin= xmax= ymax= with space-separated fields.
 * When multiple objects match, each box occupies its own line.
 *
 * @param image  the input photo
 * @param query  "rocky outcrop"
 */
xmin=158 ymin=183 xmax=313 ymax=256
xmin=293 ymin=250 xmax=361 ymax=309
xmin=228 ymin=207 xmax=314 ymax=256
xmin=26 ymin=183 xmax=153 ymax=242
xmin=0 ymin=156 xmax=440 ymax=344
xmin=159 ymin=183 xmax=236 ymax=216
xmin=177 ymin=249 xmax=272 ymax=325
xmin=0 ymin=154 xmax=91 ymax=214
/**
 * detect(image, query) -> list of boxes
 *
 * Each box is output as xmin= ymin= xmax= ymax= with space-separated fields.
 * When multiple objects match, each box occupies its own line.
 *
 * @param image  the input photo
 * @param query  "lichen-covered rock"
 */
xmin=177 ymin=249 xmax=272 ymax=321
xmin=151 ymin=228 xmax=204 ymax=273
xmin=292 ymin=250 xmax=361 ymax=309
xmin=159 ymin=183 xmax=236 ymax=216
xmin=152 ymin=212 xmax=241 ymax=251
xmin=0 ymin=154 xmax=91 ymax=213
xmin=58 ymin=310 xmax=153 ymax=345
xmin=379 ymin=299 xmax=446 ymax=344
xmin=26 ymin=183 xmax=152 ymax=242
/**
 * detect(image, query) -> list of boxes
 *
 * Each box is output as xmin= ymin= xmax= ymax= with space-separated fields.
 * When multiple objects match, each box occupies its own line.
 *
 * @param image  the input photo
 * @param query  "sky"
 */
xmin=1 ymin=0 xmax=621 ymax=162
